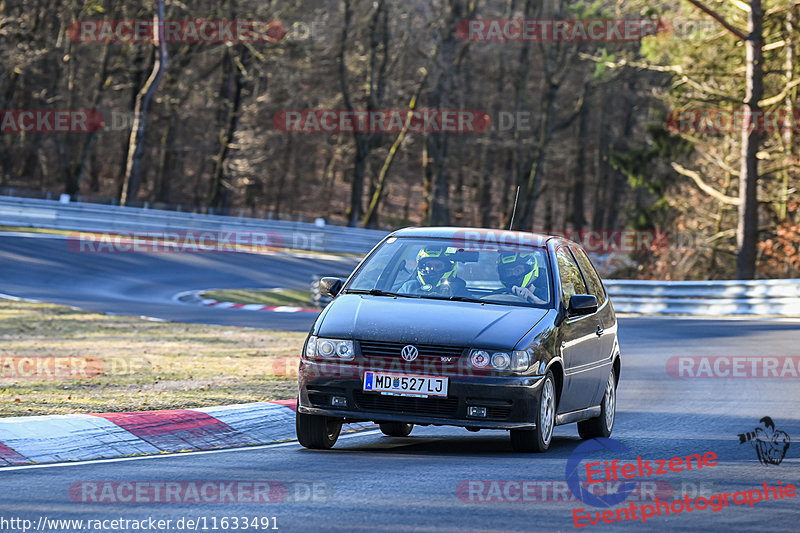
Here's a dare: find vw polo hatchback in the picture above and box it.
[296,227,620,452]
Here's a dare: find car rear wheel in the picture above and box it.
[379,422,414,437]
[296,412,342,449]
[577,370,616,439]
[510,370,555,453]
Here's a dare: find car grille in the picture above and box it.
[358,340,465,373]
[354,391,459,417]
[360,340,466,358]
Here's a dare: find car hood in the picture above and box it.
[315,294,549,349]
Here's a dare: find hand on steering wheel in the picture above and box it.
[511,285,545,305]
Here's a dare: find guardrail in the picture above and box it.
[604,279,800,316]
[310,276,800,316]
[0,195,387,254]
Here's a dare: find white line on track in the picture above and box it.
[0,232,68,239]
[0,430,382,472]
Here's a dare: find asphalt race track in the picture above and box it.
[1,232,799,532]
[0,233,357,331]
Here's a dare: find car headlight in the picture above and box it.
[468,348,533,372]
[491,352,511,370]
[305,336,317,358]
[470,350,490,368]
[305,336,355,361]
[511,349,533,372]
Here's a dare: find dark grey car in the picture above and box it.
[296,227,620,452]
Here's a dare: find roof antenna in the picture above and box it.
[507,186,520,230]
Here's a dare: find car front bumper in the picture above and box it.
[297,360,546,430]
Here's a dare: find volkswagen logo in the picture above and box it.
[401,345,419,362]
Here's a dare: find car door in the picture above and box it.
[553,245,601,413]
[570,245,616,406]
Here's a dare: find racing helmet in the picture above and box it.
[416,246,456,286]
[497,252,538,289]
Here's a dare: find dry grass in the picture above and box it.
[0,300,306,416]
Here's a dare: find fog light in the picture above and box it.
[331,396,347,407]
[468,406,487,418]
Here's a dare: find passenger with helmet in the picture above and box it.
[496,251,547,304]
[400,246,469,297]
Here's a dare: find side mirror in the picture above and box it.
[319,277,344,298]
[568,294,598,317]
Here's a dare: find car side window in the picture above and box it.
[555,246,588,308]
[570,246,606,306]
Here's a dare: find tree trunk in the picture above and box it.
[515,80,559,230]
[736,0,763,279]
[340,0,388,227]
[120,0,167,206]
[153,113,176,203]
[570,95,590,230]
[778,2,795,221]
[423,0,468,227]
[73,39,111,195]
[362,75,428,228]
[208,46,247,212]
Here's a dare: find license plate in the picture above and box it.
[362,371,448,398]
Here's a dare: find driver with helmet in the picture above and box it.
[400,246,469,297]
[496,251,547,304]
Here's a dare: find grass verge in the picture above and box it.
[0,300,305,416]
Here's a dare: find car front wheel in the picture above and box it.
[578,369,616,439]
[510,370,556,453]
[379,422,414,437]
[296,412,342,449]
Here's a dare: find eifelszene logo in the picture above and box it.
[738,417,791,465]
[566,438,638,507]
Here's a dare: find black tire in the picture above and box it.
[578,370,616,439]
[379,422,414,437]
[296,411,342,449]
[510,370,556,453]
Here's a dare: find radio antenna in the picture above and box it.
[507,186,520,230]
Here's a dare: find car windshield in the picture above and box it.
[345,237,552,308]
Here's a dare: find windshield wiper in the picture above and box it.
[415,294,485,304]
[344,289,417,298]
[446,295,486,304]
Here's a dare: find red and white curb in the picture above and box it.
[201,299,318,313]
[0,400,373,466]
[174,290,320,313]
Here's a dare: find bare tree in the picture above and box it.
[120,0,168,206]
[683,0,763,279]
[339,0,389,227]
